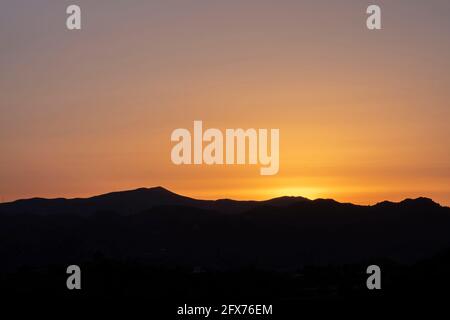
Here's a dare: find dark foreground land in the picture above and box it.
[1,187,450,307]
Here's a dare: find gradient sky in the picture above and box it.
[1,0,449,205]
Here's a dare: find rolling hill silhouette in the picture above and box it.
[1,187,450,299]
[0,187,449,268]
[0,186,309,216]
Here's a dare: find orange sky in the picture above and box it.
[0,1,449,205]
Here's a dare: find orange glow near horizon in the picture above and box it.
[0,1,449,206]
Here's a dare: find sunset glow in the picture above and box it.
[1,1,449,205]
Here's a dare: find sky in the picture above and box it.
[1,0,449,205]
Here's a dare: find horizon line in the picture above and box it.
[0,185,446,208]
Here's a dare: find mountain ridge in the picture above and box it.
[0,186,450,271]
[0,186,445,216]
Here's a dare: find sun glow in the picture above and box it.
[267,187,327,200]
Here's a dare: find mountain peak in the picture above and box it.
[400,197,440,208]
[375,197,441,209]
[138,186,172,193]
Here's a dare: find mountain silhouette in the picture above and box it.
[0,186,309,216]
[1,187,450,300]
[0,186,449,269]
